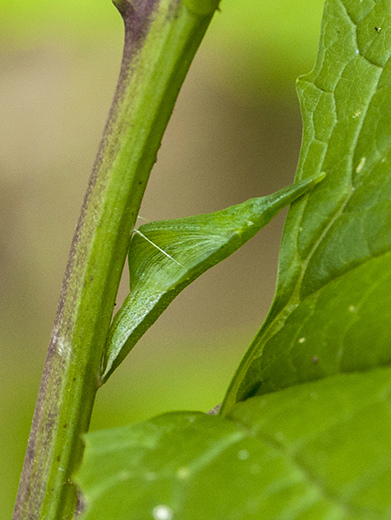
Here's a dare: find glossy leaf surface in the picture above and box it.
[222,0,391,411]
[77,367,391,519]
[102,175,323,381]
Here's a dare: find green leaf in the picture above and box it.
[76,367,391,519]
[221,0,391,411]
[101,174,324,381]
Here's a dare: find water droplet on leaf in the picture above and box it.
[153,505,173,520]
[237,449,250,460]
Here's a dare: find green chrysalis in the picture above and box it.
[101,173,325,382]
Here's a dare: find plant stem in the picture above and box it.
[13,1,220,518]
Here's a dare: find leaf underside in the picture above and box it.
[221,0,391,411]
[78,0,391,517]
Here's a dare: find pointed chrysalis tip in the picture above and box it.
[298,171,326,191]
[312,171,326,185]
[316,171,326,182]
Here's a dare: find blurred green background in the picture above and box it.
[0,0,323,516]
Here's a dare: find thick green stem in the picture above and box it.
[13,1,220,518]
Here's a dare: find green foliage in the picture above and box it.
[75,0,391,517]
[74,0,391,517]
[102,175,324,381]
[222,0,391,410]
[77,367,391,519]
